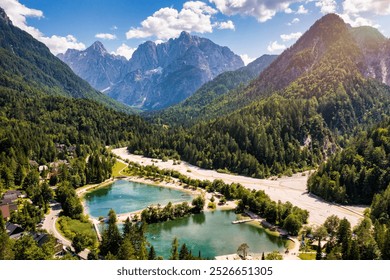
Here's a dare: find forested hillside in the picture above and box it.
[0,85,154,191]
[0,8,131,113]
[129,95,333,178]
[308,119,390,204]
[160,14,390,131]
[129,15,390,178]
[151,54,277,125]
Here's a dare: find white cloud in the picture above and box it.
[240,54,255,66]
[111,43,136,60]
[285,7,294,14]
[0,0,42,37]
[213,20,235,30]
[111,25,118,30]
[338,0,389,29]
[209,0,305,22]
[280,32,302,41]
[267,41,286,53]
[343,0,390,16]
[0,0,85,54]
[154,40,165,45]
[40,35,85,55]
[339,13,380,28]
[126,1,219,40]
[95,33,117,40]
[296,5,308,14]
[287,17,300,25]
[315,0,337,14]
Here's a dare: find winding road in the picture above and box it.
[42,201,72,247]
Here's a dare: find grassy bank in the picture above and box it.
[56,216,98,249]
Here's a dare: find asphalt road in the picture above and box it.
[42,201,72,247]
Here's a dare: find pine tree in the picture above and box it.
[316,239,322,260]
[170,237,179,260]
[0,211,14,259]
[148,245,156,260]
[100,209,122,258]
[117,238,136,260]
[179,243,190,260]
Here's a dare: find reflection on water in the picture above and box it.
[146,210,286,259]
[87,181,286,260]
[84,180,193,218]
[192,212,206,225]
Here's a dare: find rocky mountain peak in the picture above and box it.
[178,31,192,41]
[60,32,244,110]
[87,41,108,55]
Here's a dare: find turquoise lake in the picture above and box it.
[86,180,286,259]
[145,210,286,259]
[84,180,193,218]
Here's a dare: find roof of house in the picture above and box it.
[32,233,51,247]
[0,198,14,205]
[4,190,22,196]
[0,204,10,219]
[5,222,24,236]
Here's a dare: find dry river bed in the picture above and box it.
[112,148,366,227]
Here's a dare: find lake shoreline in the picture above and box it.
[111,147,366,227]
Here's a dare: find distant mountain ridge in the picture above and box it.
[150,54,277,125]
[58,42,127,93]
[180,14,390,126]
[59,32,244,110]
[0,7,130,113]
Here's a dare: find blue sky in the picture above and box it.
[1,0,390,64]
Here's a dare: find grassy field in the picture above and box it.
[57,216,98,248]
[298,252,316,260]
[112,160,128,177]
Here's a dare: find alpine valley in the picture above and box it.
[1,2,390,262]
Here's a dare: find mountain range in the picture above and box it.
[151,54,277,125]
[158,14,390,128]
[0,8,130,113]
[128,13,390,181]
[58,32,244,110]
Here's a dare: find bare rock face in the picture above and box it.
[58,41,128,93]
[352,26,390,86]
[58,32,244,110]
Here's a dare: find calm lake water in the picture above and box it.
[84,180,193,218]
[86,180,286,259]
[146,210,286,259]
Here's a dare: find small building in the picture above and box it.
[0,204,11,220]
[3,190,22,201]
[5,222,24,238]
[38,165,49,173]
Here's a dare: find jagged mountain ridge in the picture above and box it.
[184,14,390,124]
[0,7,130,113]
[59,31,244,110]
[57,41,128,92]
[150,54,278,125]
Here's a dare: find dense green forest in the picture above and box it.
[308,119,390,205]
[0,85,155,191]
[0,75,158,259]
[129,95,335,178]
